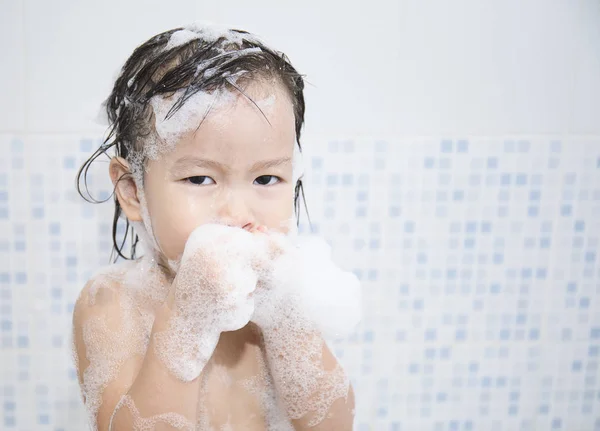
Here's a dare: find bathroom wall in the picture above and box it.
[1,0,599,429]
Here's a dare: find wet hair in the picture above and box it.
[76,25,309,262]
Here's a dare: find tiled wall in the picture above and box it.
[0,135,598,430]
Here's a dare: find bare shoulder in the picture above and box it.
[72,259,164,427]
[72,262,138,371]
[71,259,162,380]
[74,255,171,338]
[73,261,134,326]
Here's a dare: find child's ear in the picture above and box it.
[109,157,142,222]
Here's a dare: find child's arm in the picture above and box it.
[263,326,356,430]
[251,229,357,430]
[72,280,202,430]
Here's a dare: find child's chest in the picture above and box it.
[194,330,294,431]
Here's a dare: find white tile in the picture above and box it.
[0,1,26,131]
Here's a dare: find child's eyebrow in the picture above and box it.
[170,156,291,173]
[250,157,291,171]
[170,157,224,172]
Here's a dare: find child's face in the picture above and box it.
[141,81,297,262]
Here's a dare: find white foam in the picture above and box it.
[76,224,360,428]
[165,29,200,51]
[241,352,295,431]
[163,23,248,54]
[283,236,362,338]
[153,224,269,381]
[184,21,263,47]
[199,47,262,79]
[257,93,276,110]
[253,233,362,339]
[110,394,195,430]
[76,257,168,430]
[246,229,358,423]
[254,292,352,425]
[146,56,265,166]
[149,88,233,157]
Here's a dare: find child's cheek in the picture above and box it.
[258,196,295,234]
[155,195,211,261]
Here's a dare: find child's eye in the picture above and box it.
[254,175,281,186]
[185,176,215,185]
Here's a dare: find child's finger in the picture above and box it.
[257,228,292,263]
[248,224,267,234]
[248,225,277,273]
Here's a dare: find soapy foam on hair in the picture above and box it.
[127,44,262,185]
[184,21,263,47]
[200,47,261,78]
[148,54,267,161]
[164,29,200,51]
[256,93,276,111]
[163,22,264,54]
[149,88,236,158]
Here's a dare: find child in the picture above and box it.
[72,22,361,431]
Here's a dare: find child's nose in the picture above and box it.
[216,192,255,231]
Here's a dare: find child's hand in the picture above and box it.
[155,223,271,381]
[251,224,287,255]
[166,223,268,333]
[245,225,299,329]
[247,226,363,338]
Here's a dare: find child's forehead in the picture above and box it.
[170,122,295,162]
[160,93,295,164]
[148,79,295,164]
[171,132,294,158]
